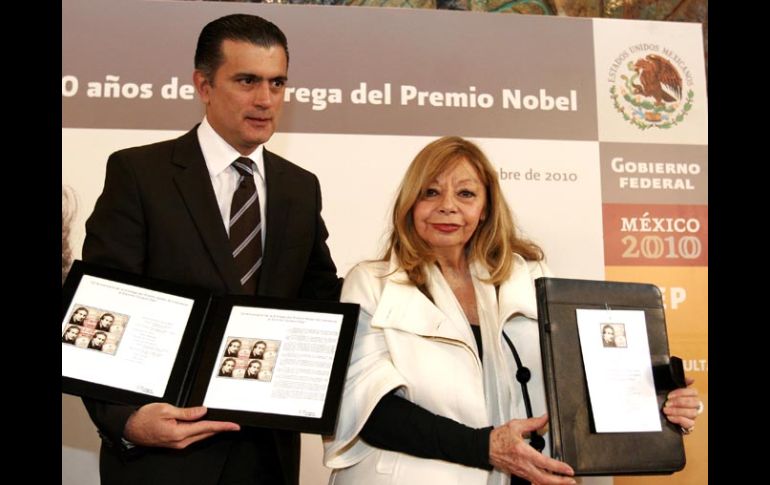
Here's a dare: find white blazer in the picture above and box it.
[323,254,551,485]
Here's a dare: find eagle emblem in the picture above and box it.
[632,55,682,106]
[609,51,694,130]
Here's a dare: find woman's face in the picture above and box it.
[412,159,486,258]
[602,327,615,343]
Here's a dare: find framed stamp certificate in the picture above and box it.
[535,277,686,475]
[62,260,358,434]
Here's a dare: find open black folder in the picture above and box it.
[61,260,359,435]
[535,277,686,475]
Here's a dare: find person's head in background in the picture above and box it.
[62,186,77,284]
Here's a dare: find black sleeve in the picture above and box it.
[360,391,493,470]
[83,150,147,275]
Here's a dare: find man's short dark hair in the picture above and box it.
[195,14,289,82]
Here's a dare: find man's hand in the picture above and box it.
[124,403,240,449]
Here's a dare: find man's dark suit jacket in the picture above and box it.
[82,127,342,485]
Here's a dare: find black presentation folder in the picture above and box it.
[535,277,686,475]
[61,260,358,435]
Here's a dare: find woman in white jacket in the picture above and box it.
[323,136,701,485]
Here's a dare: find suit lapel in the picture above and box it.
[171,128,242,293]
[257,150,292,294]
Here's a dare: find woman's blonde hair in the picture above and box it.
[384,136,542,286]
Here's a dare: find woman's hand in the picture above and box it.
[662,377,703,434]
[489,414,575,485]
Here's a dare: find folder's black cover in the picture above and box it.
[62,260,358,434]
[535,277,685,475]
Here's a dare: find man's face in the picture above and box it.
[99,315,114,329]
[93,333,106,347]
[221,360,235,375]
[72,309,87,323]
[65,327,80,341]
[228,341,241,354]
[248,362,261,375]
[254,342,266,355]
[195,39,288,155]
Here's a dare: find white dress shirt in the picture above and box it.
[197,117,267,249]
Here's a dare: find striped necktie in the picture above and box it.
[229,157,262,294]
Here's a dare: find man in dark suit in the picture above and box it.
[81,13,342,485]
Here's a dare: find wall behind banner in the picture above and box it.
[62,1,707,484]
